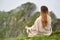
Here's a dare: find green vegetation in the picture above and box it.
[1,30,60,40]
[0,2,60,40]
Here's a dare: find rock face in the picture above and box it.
[0,2,36,38]
[0,2,60,38]
[50,11,57,26]
[52,19,60,31]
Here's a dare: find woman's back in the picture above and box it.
[26,15,52,37]
[37,15,52,35]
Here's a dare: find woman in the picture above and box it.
[25,6,52,37]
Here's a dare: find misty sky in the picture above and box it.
[0,0,60,18]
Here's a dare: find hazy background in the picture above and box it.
[0,0,60,18]
[0,0,60,39]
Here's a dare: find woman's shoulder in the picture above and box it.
[35,16,41,22]
[36,16,41,20]
[36,15,51,20]
[47,15,51,20]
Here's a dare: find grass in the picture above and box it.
[0,30,60,40]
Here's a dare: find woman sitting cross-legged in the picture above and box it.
[25,6,52,37]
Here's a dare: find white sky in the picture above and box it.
[0,0,60,18]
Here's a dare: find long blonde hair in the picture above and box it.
[40,6,48,28]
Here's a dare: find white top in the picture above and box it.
[26,15,52,37]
